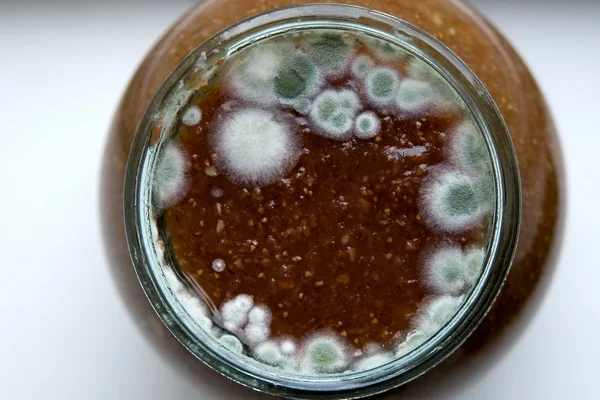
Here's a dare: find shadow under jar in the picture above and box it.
[100,1,564,399]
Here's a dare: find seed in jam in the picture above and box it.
[148,28,495,375]
[415,295,464,336]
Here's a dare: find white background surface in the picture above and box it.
[1,0,599,398]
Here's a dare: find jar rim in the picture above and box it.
[123,3,521,398]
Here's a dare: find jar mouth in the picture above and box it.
[123,3,521,398]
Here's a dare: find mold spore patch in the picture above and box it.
[351,54,375,78]
[354,111,381,139]
[424,246,486,294]
[213,109,301,185]
[365,67,400,105]
[182,105,202,126]
[415,295,464,336]
[310,89,360,140]
[220,294,254,331]
[451,121,491,172]
[151,28,496,376]
[396,79,434,112]
[353,352,394,371]
[307,31,355,77]
[301,334,351,373]
[152,143,189,209]
[421,170,486,233]
[227,43,289,105]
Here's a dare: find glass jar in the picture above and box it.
[100,1,563,398]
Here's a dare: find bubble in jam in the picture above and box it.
[148,28,495,375]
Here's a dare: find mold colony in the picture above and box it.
[150,30,495,374]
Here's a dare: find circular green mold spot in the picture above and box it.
[396,79,434,111]
[366,67,400,104]
[308,32,354,75]
[351,54,374,78]
[302,335,349,373]
[310,89,360,139]
[275,54,320,101]
[219,334,244,354]
[443,181,479,217]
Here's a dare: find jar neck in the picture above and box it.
[124,4,521,398]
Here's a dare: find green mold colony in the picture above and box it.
[307,32,354,76]
[301,335,350,373]
[355,111,381,139]
[396,79,434,111]
[310,89,360,139]
[275,53,321,103]
[422,171,487,232]
[152,143,189,209]
[366,67,400,104]
[425,246,485,295]
[351,54,375,78]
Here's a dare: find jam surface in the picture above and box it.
[152,29,494,371]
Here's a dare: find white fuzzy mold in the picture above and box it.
[426,246,468,295]
[354,111,381,139]
[353,352,394,371]
[366,67,400,105]
[408,57,464,107]
[425,246,486,295]
[366,37,405,61]
[294,98,312,115]
[219,334,244,353]
[396,79,434,112]
[351,54,374,78]
[310,89,360,140]
[228,44,286,105]
[152,143,189,209]
[395,331,428,357]
[175,290,213,331]
[451,121,492,174]
[214,109,300,185]
[254,341,285,365]
[244,323,271,345]
[301,334,350,373]
[280,338,298,356]
[248,305,272,326]
[464,247,486,287]
[244,304,273,345]
[421,171,485,233]
[181,105,202,126]
[220,294,254,331]
[416,296,464,336]
[308,32,354,77]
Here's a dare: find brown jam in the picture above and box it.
[156,30,492,352]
